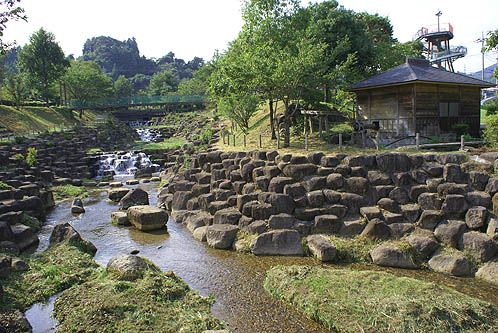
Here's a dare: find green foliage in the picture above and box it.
[18,28,69,104]
[3,72,28,107]
[329,122,353,133]
[452,123,470,137]
[0,181,13,190]
[63,60,114,102]
[25,147,37,167]
[51,184,88,201]
[133,137,187,152]
[264,266,498,333]
[197,128,213,144]
[53,269,224,332]
[12,152,24,161]
[114,75,133,97]
[218,93,260,133]
[147,69,179,96]
[484,114,498,148]
[0,0,27,52]
[482,100,498,115]
[329,235,378,263]
[0,242,98,311]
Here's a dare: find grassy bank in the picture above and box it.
[133,137,187,152]
[0,242,98,312]
[51,184,89,201]
[264,265,498,333]
[0,105,98,135]
[54,263,224,332]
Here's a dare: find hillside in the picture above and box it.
[468,63,497,84]
[0,105,98,136]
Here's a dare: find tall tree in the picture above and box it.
[63,60,114,102]
[218,93,260,134]
[147,69,179,96]
[4,71,27,107]
[18,28,68,104]
[114,75,133,98]
[0,0,27,52]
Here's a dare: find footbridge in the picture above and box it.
[66,95,207,121]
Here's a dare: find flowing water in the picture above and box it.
[26,177,498,333]
[96,152,160,177]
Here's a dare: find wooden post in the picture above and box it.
[243,134,246,147]
[233,134,236,147]
[339,133,343,150]
[375,131,380,150]
[259,134,262,148]
[305,133,309,151]
[222,128,226,144]
[277,131,280,149]
[227,134,230,146]
[318,116,323,137]
[361,131,366,148]
[416,133,420,150]
[460,135,464,151]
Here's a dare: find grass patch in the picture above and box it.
[0,105,98,135]
[329,235,379,263]
[51,185,88,201]
[53,266,224,332]
[138,124,174,130]
[133,137,187,151]
[86,147,103,154]
[0,242,99,311]
[0,181,13,190]
[264,265,498,333]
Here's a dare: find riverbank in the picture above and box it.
[264,265,498,332]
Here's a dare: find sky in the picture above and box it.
[4,0,498,74]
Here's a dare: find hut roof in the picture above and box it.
[350,58,494,91]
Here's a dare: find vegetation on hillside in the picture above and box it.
[264,266,498,333]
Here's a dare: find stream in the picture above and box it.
[25,177,498,333]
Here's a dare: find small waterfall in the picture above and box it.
[97,151,160,177]
[129,121,163,142]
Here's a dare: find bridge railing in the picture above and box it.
[66,95,206,109]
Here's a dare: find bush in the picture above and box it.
[452,123,469,137]
[483,100,498,116]
[330,122,353,133]
[25,147,37,167]
[484,114,498,148]
[0,181,13,190]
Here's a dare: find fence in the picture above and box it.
[66,95,206,110]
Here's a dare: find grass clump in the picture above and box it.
[0,181,13,190]
[133,137,187,151]
[51,184,88,201]
[329,235,379,263]
[54,267,224,332]
[264,265,498,333]
[0,242,99,311]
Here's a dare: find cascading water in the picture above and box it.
[97,152,160,177]
[129,121,163,142]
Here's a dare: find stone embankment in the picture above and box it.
[0,123,137,253]
[158,149,498,283]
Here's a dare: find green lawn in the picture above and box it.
[133,137,187,151]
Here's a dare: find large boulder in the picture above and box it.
[119,188,149,210]
[475,262,498,286]
[111,211,130,226]
[106,255,158,281]
[375,153,411,172]
[406,234,439,259]
[213,208,242,225]
[172,191,193,211]
[127,206,168,231]
[369,244,418,269]
[206,224,239,249]
[360,218,391,240]
[70,197,85,214]
[428,253,471,277]
[49,222,96,255]
[250,229,304,256]
[460,231,498,262]
[108,187,130,202]
[434,220,467,248]
[306,235,336,262]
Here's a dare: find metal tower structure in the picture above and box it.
[413,11,467,72]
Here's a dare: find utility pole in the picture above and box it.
[435,10,442,32]
[476,32,486,81]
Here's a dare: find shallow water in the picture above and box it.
[27,177,498,332]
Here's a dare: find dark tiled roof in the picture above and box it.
[351,58,494,90]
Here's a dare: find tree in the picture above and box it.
[218,93,260,134]
[63,60,114,102]
[486,29,498,78]
[147,69,179,96]
[4,71,27,107]
[114,75,133,98]
[18,28,68,104]
[0,0,27,52]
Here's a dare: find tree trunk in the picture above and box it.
[283,99,290,148]
[79,110,83,119]
[324,83,330,103]
[269,99,276,140]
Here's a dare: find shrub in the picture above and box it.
[14,136,25,144]
[25,147,38,167]
[330,122,353,133]
[452,123,469,137]
[484,114,498,148]
[0,181,13,190]
[483,100,498,116]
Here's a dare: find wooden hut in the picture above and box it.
[350,58,493,138]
